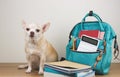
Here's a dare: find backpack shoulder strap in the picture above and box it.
[69,25,76,41]
[114,36,120,60]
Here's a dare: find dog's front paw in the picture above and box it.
[25,67,32,74]
[38,70,44,75]
[26,69,31,73]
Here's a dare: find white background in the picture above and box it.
[0,0,120,63]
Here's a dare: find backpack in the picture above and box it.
[66,11,119,74]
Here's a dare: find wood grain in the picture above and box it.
[0,63,119,77]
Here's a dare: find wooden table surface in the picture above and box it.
[0,63,119,77]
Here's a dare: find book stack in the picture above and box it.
[44,60,95,77]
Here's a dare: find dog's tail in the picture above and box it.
[18,64,28,69]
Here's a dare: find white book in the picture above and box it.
[44,72,70,77]
[77,70,95,77]
[44,70,95,77]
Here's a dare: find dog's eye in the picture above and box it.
[26,28,30,31]
[36,29,40,32]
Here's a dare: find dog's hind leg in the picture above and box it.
[18,64,28,69]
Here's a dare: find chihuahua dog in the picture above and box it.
[19,21,58,75]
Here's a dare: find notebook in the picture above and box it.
[45,60,91,73]
[79,30,104,39]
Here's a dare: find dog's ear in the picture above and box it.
[42,22,50,33]
[22,20,27,28]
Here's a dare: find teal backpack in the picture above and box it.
[66,11,119,74]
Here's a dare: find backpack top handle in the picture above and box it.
[81,11,104,31]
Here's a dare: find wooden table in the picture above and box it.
[0,63,119,77]
[96,63,120,77]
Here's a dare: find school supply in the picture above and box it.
[77,70,95,77]
[45,60,91,73]
[44,60,95,77]
[44,68,95,77]
[79,30,104,39]
[71,36,77,50]
[66,11,119,74]
[77,35,100,52]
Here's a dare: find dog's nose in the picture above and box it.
[30,31,34,35]
[30,31,34,37]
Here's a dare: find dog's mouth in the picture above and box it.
[30,34,34,38]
